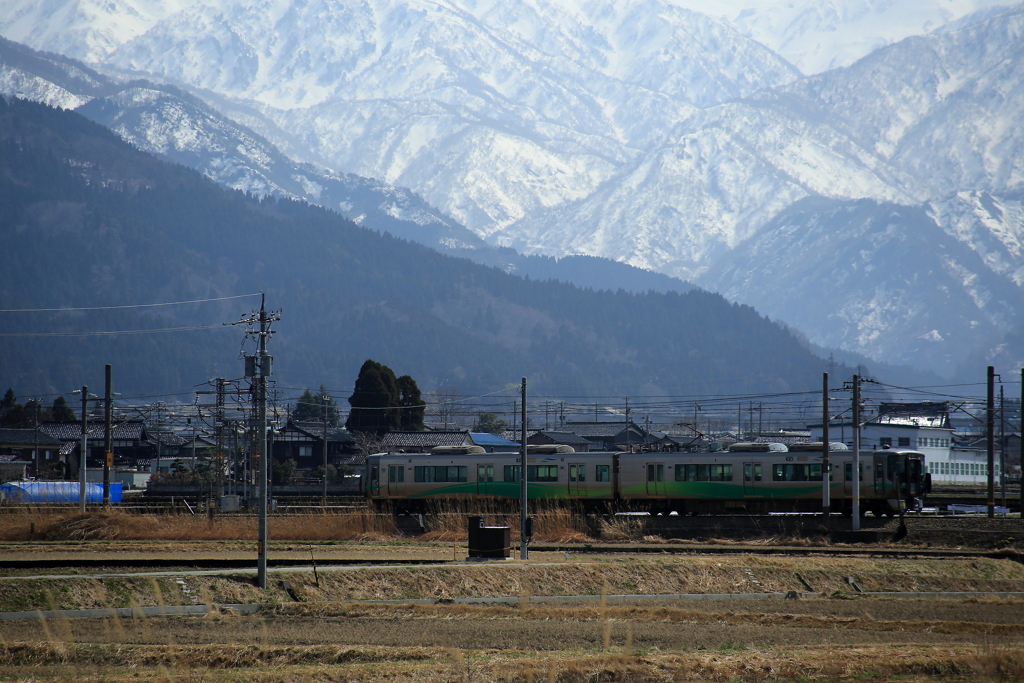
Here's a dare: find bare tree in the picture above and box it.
[426,385,461,429]
[349,431,383,464]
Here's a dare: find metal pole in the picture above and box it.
[1019,368,1023,518]
[852,374,860,530]
[519,377,528,560]
[80,386,88,512]
[987,365,995,518]
[323,391,329,508]
[33,401,39,480]
[822,373,830,516]
[1000,384,1006,507]
[103,364,112,506]
[257,296,270,589]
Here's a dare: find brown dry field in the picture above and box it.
[2,509,1024,681]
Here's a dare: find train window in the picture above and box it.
[771,463,824,481]
[647,464,664,482]
[528,465,558,482]
[577,465,585,482]
[886,455,906,481]
[844,463,865,481]
[596,465,610,482]
[388,465,404,483]
[506,465,559,482]
[414,466,468,482]
[677,464,733,481]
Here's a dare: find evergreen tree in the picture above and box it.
[397,375,426,431]
[0,389,26,427]
[293,385,341,425]
[346,360,402,433]
[293,388,319,421]
[50,396,77,423]
[474,413,508,435]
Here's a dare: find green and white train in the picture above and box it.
[365,443,930,516]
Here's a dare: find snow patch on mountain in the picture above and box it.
[671,0,1011,75]
[0,66,91,108]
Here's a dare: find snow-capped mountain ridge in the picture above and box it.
[2,0,1023,378]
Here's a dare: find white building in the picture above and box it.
[810,402,998,484]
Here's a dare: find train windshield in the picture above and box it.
[887,453,924,484]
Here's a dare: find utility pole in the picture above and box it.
[32,400,39,480]
[852,374,861,530]
[1019,368,1023,518]
[216,378,225,497]
[822,373,830,517]
[519,377,528,560]
[103,364,112,506]
[234,294,280,590]
[987,366,996,518]
[323,389,330,508]
[80,386,88,512]
[1000,384,1006,507]
[624,397,631,453]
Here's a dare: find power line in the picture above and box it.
[0,293,261,313]
[0,324,229,337]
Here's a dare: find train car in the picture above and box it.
[365,445,929,517]
[365,446,616,514]
[617,446,928,515]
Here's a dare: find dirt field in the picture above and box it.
[2,509,1024,682]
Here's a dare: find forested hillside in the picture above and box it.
[0,97,835,398]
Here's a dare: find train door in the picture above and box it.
[645,461,665,496]
[369,463,380,497]
[844,462,864,498]
[387,462,406,496]
[873,456,885,497]
[743,462,762,497]
[568,462,587,497]
[477,463,495,495]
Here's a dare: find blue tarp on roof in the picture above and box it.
[470,432,521,447]
[0,482,122,503]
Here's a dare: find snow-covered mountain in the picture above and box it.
[673,0,1011,75]
[700,197,1023,375]
[0,35,482,250]
[11,0,799,238]
[2,0,1023,378]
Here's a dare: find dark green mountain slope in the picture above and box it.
[0,97,830,398]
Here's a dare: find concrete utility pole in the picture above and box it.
[231,294,281,590]
[80,386,88,512]
[1000,384,1006,507]
[852,374,861,530]
[103,364,112,506]
[520,377,528,560]
[323,389,330,508]
[987,366,996,518]
[822,373,830,517]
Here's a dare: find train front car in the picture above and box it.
[880,448,930,515]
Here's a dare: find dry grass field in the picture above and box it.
[1,508,1023,682]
